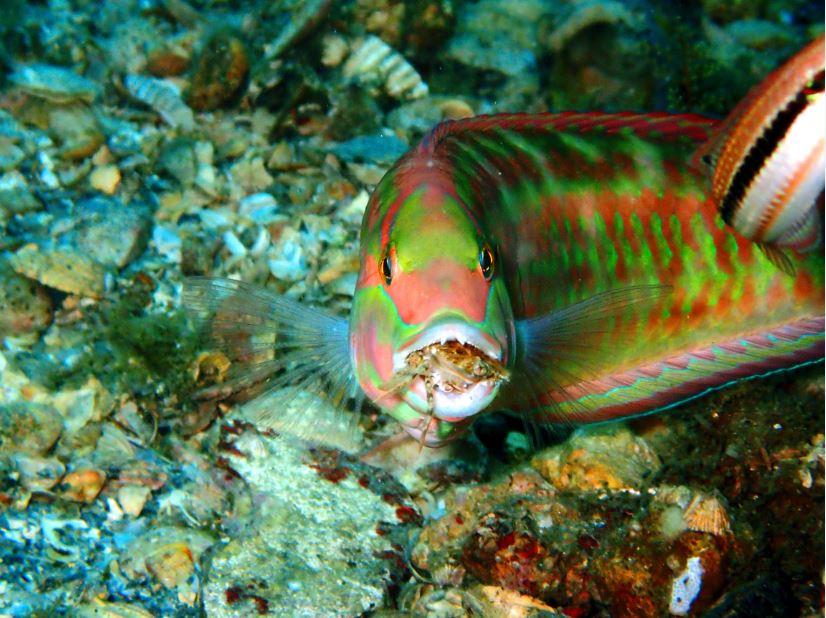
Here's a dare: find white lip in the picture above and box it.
[392,322,502,372]
[392,322,503,420]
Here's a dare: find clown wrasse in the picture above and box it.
[185,39,825,447]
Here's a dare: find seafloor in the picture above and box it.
[0,1,823,616]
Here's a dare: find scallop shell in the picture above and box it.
[343,36,429,100]
[124,75,195,131]
[683,493,731,536]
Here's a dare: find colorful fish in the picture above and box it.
[694,35,825,263]
[185,38,825,448]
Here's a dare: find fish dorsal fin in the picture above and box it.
[182,277,364,453]
[757,242,796,276]
[422,111,718,156]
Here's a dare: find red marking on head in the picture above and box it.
[387,257,489,324]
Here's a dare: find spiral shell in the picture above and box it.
[343,36,429,100]
[124,75,194,131]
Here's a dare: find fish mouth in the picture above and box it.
[391,322,507,420]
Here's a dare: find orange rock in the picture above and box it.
[61,468,106,502]
[147,50,190,77]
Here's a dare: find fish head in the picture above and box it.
[350,168,514,444]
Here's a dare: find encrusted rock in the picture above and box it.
[0,402,63,456]
[532,425,661,492]
[0,263,53,336]
[201,430,398,616]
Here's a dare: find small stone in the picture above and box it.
[90,164,121,194]
[0,139,25,171]
[60,468,106,502]
[64,196,151,269]
[0,263,53,336]
[117,485,152,517]
[12,454,66,491]
[48,104,104,160]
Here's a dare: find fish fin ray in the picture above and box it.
[757,242,796,275]
[182,277,363,452]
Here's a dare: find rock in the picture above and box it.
[187,31,249,111]
[329,133,409,165]
[9,243,106,298]
[64,196,151,269]
[531,425,661,492]
[0,402,63,456]
[47,104,104,160]
[0,262,53,336]
[725,19,795,50]
[201,430,399,616]
[59,467,107,502]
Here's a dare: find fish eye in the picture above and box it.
[479,244,495,280]
[380,254,393,285]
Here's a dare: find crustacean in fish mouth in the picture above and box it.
[381,340,510,443]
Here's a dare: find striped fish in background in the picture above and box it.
[185,38,825,447]
[694,36,825,258]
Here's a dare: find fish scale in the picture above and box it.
[385,111,824,422]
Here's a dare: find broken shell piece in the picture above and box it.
[343,36,429,100]
[73,599,156,618]
[9,63,102,103]
[192,350,231,387]
[117,485,152,518]
[654,486,732,537]
[124,74,195,131]
[122,526,214,590]
[683,493,731,536]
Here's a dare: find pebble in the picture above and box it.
[9,243,106,298]
[0,140,25,171]
[89,164,122,194]
[12,454,66,491]
[59,468,107,503]
[0,264,53,336]
[64,196,151,269]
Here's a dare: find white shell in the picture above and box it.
[343,36,429,100]
[124,75,195,131]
